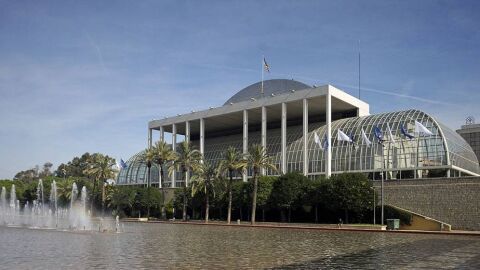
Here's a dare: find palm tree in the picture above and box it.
[169,141,202,221]
[83,154,117,214]
[191,161,217,223]
[151,141,176,219]
[141,147,156,187]
[247,144,277,225]
[218,147,247,224]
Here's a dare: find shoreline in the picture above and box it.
[122,218,480,237]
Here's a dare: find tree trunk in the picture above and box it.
[205,191,209,223]
[315,204,318,223]
[182,170,187,221]
[239,207,242,221]
[147,166,151,187]
[262,208,265,222]
[251,171,258,225]
[227,171,233,224]
[90,178,98,215]
[345,209,349,224]
[160,166,166,220]
[288,208,291,223]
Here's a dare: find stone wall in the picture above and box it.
[373,177,480,230]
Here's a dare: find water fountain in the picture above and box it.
[0,180,120,232]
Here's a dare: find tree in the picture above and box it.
[250,176,276,222]
[191,161,217,223]
[151,141,176,219]
[169,141,201,221]
[138,187,163,218]
[217,147,247,224]
[107,186,137,217]
[140,147,156,187]
[83,154,117,214]
[55,153,97,178]
[305,176,328,223]
[328,173,374,223]
[270,172,308,222]
[247,144,277,224]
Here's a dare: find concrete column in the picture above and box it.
[303,99,309,176]
[185,121,190,186]
[281,102,287,174]
[148,128,152,148]
[200,118,205,157]
[171,123,177,188]
[159,126,164,142]
[185,121,190,143]
[243,110,248,182]
[261,106,267,175]
[326,89,332,178]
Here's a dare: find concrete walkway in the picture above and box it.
[122,218,480,236]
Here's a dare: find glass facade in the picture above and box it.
[118,109,479,185]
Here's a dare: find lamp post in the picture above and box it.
[371,186,376,225]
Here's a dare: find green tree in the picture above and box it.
[140,147,156,187]
[305,176,329,223]
[248,175,276,222]
[83,154,117,214]
[270,172,307,222]
[138,187,163,218]
[107,186,136,217]
[217,146,247,224]
[191,161,217,223]
[328,173,374,223]
[247,144,277,224]
[151,141,176,219]
[169,141,201,221]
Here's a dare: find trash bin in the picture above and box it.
[386,219,400,230]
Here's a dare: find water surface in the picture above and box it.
[0,223,479,269]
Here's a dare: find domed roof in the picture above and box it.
[224,79,311,105]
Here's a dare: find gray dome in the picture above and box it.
[224,79,311,105]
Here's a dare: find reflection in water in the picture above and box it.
[0,223,479,269]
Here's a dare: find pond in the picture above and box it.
[0,222,479,269]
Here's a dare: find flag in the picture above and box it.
[314,132,321,147]
[373,126,384,144]
[322,134,329,151]
[263,57,270,73]
[361,128,372,147]
[386,123,396,144]
[401,124,415,139]
[414,121,433,136]
[337,129,353,142]
[120,159,128,169]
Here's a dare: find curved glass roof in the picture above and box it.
[119,109,479,185]
[224,79,311,105]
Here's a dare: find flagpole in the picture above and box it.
[261,55,264,95]
[358,40,361,100]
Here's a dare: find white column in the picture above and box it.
[261,106,267,175]
[185,121,190,187]
[200,118,205,157]
[148,128,152,148]
[243,110,249,182]
[159,126,164,142]
[171,123,177,188]
[185,121,190,143]
[303,99,309,176]
[326,89,332,178]
[281,103,287,174]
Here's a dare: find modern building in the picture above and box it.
[117,79,480,186]
[457,121,480,163]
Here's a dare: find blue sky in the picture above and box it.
[0,0,479,178]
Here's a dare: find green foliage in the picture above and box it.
[327,173,375,222]
[270,172,307,210]
[137,187,163,217]
[383,205,413,226]
[251,176,276,209]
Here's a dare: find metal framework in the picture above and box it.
[117,109,479,186]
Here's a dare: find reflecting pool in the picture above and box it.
[0,222,479,269]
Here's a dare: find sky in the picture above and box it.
[0,0,479,179]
